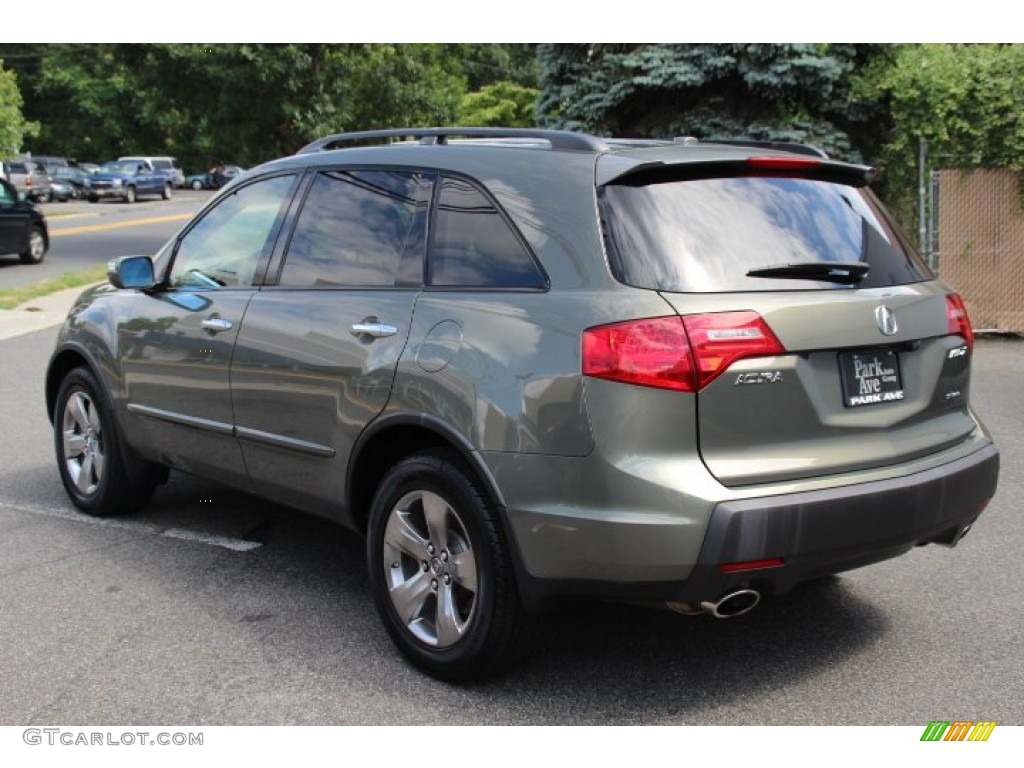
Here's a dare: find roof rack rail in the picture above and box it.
[698,138,829,159]
[604,138,675,148]
[297,127,608,155]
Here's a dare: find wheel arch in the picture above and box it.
[346,413,508,536]
[46,345,101,424]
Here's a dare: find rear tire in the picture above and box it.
[54,367,161,516]
[367,449,539,681]
[191,179,204,190]
[19,226,46,264]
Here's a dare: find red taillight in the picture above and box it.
[746,156,821,171]
[946,293,974,351]
[682,311,785,390]
[582,311,785,392]
[582,316,695,391]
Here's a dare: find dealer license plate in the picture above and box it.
[839,348,905,408]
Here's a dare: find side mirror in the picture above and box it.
[108,256,156,290]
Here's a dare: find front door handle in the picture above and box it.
[201,317,233,333]
[351,321,398,339]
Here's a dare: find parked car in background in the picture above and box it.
[49,166,93,196]
[86,160,173,203]
[48,178,78,202]
[77,163,100,175]
[185,164,245,190]
[0,177,48,263]
[5,159,52,203]
[119,156,185,188]
[33,155,69,170]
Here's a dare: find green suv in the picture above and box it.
[45,128,999,680]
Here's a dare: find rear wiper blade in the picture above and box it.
[746,261,869,285]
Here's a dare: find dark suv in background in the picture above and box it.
[46,128,998,680]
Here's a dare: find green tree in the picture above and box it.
[536,44,888,162]
[6,44,467,171]
[854,43,1024,214]
[450,44,540,91]
[0,58,38,157]
[458,81,539,127]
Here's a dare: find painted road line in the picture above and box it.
[50,213,193,238]
[2,499,263,552]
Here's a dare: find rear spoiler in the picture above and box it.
[598,155,876,188]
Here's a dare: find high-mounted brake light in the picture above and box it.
[946,293,974,352]
[582,311,785,393]
[746,156,822,171]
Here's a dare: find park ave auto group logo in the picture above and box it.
[921,720,997,741]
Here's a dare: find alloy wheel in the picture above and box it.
[61,390,105,496]
[382,489,478,648]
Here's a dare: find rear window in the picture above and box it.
[599,176,931,292]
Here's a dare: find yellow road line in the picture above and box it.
[51,214,193,238]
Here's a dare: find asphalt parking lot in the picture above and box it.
[0,323,1020,725]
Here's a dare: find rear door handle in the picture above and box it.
[201,317,233,333]
[350,321,398,339]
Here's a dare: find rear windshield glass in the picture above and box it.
[599,176,931,292]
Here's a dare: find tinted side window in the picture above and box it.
[279,170,431,288]
[428,177,546,289]
[169,174,295,290]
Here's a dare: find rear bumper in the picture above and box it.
[512,442,999,609]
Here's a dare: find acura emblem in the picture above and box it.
[875,306,898,336]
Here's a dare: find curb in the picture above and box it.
[0,283,101,342]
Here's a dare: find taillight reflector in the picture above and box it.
[582,311,785,392]
[717,557,785,574]
[946,293,974,351]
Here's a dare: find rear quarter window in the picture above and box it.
[428,177,546,289]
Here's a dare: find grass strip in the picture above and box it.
[0,265,106,310]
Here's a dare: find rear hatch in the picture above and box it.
[597,152,978,487]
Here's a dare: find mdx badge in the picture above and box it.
[875,305,898,336]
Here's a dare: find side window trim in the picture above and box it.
[161,171,300,291]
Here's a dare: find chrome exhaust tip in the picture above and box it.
[699,588,761,619]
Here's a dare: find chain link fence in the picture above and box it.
[930,168,1024,334]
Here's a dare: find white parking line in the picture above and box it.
[2,499,263,552]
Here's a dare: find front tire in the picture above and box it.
[162,182,172,200]
[124,185,136,204]
[191,179,204,190]
[54,367,160,516]
[19,226,46,264]
[367,450,538,681]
